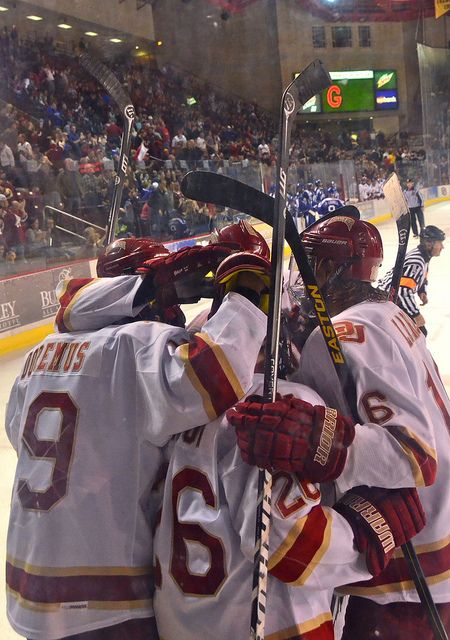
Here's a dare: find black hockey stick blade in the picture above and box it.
[181,170,359,244]
[79,53,132,112]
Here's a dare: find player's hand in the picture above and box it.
[137,244,232,307]
[284,303,316,352]
[414,313,426,327]
[215,252,271,312]
[226,394,355,482]
[419,293,428,306]
[334,486,426,576]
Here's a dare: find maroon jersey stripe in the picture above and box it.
[389,425,437,486]
[6,561,153,604]
[188,334,240,417]
[55,278,94,333]
[269,508,329,584]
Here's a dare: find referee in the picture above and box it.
[378,225,445,335]
[404,178,425,238]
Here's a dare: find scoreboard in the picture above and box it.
[299,69,399,114]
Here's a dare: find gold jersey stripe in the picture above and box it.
[7,587,152,612]
[6,556,151,577]
[177,343,216,420]
[266,611,333,639]
[195,331,244,401]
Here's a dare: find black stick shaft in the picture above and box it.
[106,108,135,245]
[251,59,332,640]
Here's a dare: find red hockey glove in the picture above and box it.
[215,251,271,312]
[334,486,426,576]
[227,394,355,482]
[137,244,232,307]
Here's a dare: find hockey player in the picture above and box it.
[313,179,325,205]
[5,239,270,640]
[151,250,425,640]
[228,214,450,638]
[315,195,345,218]
[327,180,340,199]
[378,225,445,336]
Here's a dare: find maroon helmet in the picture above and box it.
[96,237,170,277]
[301,215,383,282]
[210,220,270,260]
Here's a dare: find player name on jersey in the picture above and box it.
[20,340,91,379]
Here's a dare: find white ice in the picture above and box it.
[0,201,448,639]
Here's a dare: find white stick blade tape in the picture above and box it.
[383,172,409,220]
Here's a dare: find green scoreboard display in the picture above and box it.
[300,70,399,114]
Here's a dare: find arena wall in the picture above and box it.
[19,0,155,40]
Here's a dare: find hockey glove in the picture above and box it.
[136,244,232,308]
[227,394,355,482]
[334,486,426,576]
[214,251,271,312]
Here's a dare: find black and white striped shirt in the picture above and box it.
[378,246,429,318]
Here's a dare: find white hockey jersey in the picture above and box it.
[295,300,450,604]
[153,374,374,640]
[6,290,266,640]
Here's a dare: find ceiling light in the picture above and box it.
[58,23,72,29]
[85,31,98,37]
[27,15,43,21]
[156,40,163,46]
[110,38,122,43]
[135,45,139,49]
[0,6,9,12]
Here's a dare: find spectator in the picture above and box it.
[77,226,103,258]
[3,198,25,261]
[0,140,15,179]
[17,133,33,167]
[171,127,187,156]
[358,175,372,201]
[25,217,47,257]
[56,158,84,216]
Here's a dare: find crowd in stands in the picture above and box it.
[0,28,440,275]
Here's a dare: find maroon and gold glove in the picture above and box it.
[226,394,355,482]
[214,251,271,312]
[136,244,232,308]
[334,486,426,576]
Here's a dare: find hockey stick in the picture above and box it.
[180,170,360,245]
[383,174,448,640]
[79,53,135,245]
[382,172,411,303]
[251,59,332,640]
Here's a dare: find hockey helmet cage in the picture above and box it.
[96,237,170,277]
[210,220,270,260]
[301,215,383,282]
[420,225,445,243]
